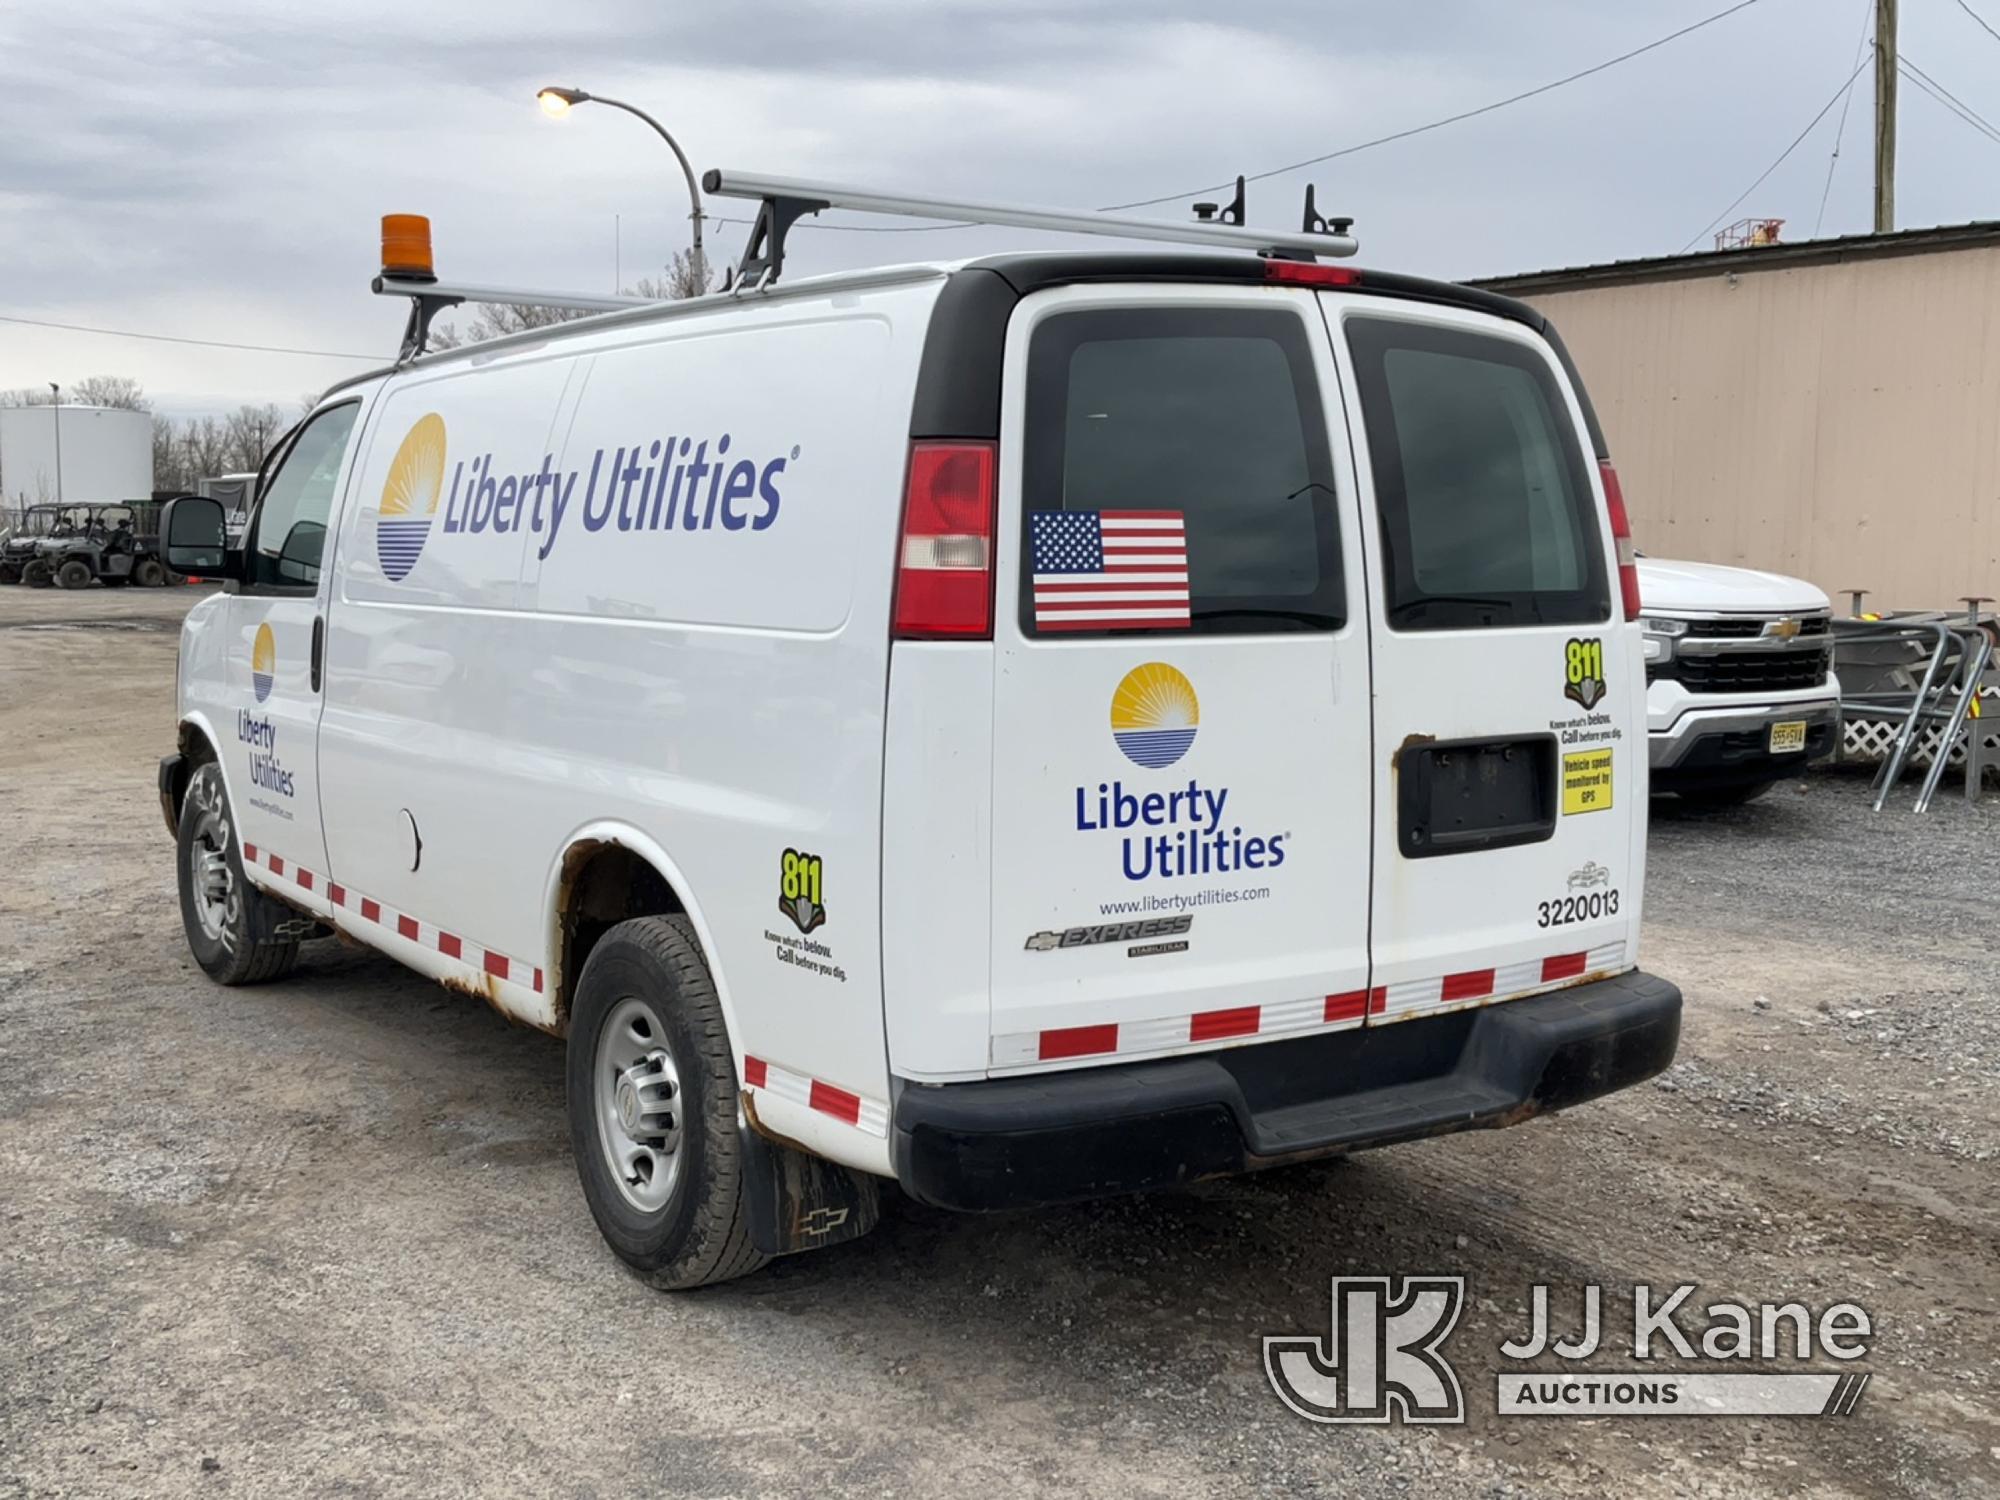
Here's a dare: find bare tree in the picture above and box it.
[67,375,149,411]
[224,403,289,474]
[180,417,233,483]
[152,417,190,492]
[0,387,53,407]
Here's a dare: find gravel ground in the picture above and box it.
[2,584,1996,1499]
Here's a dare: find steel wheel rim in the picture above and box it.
[185,775,240,950]
[594,995,684,1214]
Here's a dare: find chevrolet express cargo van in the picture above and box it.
[157,244,1681,1287]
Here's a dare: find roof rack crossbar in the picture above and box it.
[372,275,655,361]
[701,168,1358,286]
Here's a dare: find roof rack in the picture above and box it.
[368,171,1358,358]
[702,168,1358,287]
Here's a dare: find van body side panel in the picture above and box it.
[880,644,995,1081]
[1326,295,1642,1020]
[319,349,581,1026]
[494,286,939,1160]
[984,284,1376,1075]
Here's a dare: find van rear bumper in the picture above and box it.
[891,970,1680,1212]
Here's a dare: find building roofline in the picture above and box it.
[1469,219,2000,296]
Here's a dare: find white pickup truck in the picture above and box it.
[1638,557,1841,804]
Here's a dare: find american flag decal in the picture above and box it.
[1029,510,1190,632]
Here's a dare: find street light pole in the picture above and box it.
[47,382,61,506]
[538,87,706,290]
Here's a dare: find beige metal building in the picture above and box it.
[1477,223,2000,612]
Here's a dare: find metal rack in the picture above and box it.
[1834,606,1997,811]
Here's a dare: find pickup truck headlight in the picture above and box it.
[1640,616,1687,665]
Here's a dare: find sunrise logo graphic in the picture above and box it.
[376,412,447,581]
[252,622,275,703]
[1110,662,1199,769]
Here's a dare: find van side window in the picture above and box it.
[1020,307,1343,636]
[1345,317,1608,631]
[245,402,361,591]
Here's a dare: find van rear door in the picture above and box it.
[1328,300,1641,1024]
[985,285,1374,1073]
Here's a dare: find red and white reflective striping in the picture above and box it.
[240,843,544,994]
[743,1055,889,1138]
[1372,942,1626,1022]
[990,941,1629,1070]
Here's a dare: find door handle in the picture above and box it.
[310,615,323,693]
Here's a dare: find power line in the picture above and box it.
[0,312,381,361]
[1679,55,1874,253]
[1814,0,1875,237]
[1898,58,2000,144]
[716,0,1772,235]
[1951,0,2000,47]
[1900,54,2000,141]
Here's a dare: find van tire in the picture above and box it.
[176,761,302,985]
[566,915,769,1290]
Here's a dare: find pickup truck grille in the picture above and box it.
[1669,649,1832,694]
[1651,612,1833,695]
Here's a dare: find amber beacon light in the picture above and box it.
[380,214,436,282]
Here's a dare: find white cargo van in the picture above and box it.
[157,184,1680,1287]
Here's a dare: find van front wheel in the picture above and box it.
[566,915,768,1289]
[176,761,301,984]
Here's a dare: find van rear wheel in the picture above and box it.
[565,915,768,1289]
[176,761,302,985]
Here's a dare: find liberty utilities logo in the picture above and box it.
[1265,1277,1466,1424]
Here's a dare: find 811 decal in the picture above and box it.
[1563,636,1607,710]
[778,848,826,934]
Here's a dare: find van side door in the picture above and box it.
[218,399,368,911]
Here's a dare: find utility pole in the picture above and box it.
[1875,0,1897,234]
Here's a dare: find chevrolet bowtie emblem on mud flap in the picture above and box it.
[1265,1276,1466,1424]
[794,1206,850,1237]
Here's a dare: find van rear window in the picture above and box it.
[1019,307,1343,636]
[1345,317,1609,631]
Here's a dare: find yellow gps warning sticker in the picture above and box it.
[1562,748,1614,815]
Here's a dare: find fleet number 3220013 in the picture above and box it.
[1538,889,1621,928]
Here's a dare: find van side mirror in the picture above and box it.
[160,495,239,579]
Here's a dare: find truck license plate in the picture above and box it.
[1769,720,1808,753]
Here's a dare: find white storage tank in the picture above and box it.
[0,405,152,507]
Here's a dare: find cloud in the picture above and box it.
[1,0,1990,411]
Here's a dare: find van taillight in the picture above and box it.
[893,441,997,639]
[1599,459,1642,621]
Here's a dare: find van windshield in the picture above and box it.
[1019,306,1344,636]
[1345,317,1609,631]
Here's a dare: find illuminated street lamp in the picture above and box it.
[536,86,706,288]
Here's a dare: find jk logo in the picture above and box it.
[1264,1276,1466,1425]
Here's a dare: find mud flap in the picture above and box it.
[738,1099,881,1257]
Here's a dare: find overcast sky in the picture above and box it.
[3,0,1996,417]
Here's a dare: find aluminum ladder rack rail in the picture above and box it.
[700,168,1359,286]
